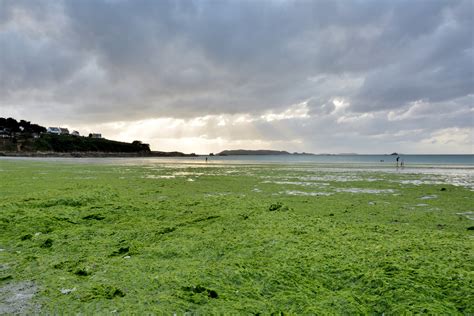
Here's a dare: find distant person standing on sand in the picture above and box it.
[205,157,208,163]
[396,156,400,167]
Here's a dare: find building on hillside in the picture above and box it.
[47,127,61,135]
[71,130,80,136]
[59,128,69,135]
[0,128,11,138]
[89,133,102,139]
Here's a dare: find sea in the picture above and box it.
[1,154,473,167]
[200,154,474,166]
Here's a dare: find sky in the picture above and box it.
[0,0,473,154]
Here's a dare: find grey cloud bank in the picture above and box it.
[0,0,472,153]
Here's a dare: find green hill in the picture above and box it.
[36,134,147,152]
[0,134,150,153]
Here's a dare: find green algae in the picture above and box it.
[0,160,473,314]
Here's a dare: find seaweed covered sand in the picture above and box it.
[0,160,473,314]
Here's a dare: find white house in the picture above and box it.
[71,130,80,136]
[47,127,61,135]
[59,128,69,135]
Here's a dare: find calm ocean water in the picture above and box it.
[1,154,473,167]
[206,154,474,166]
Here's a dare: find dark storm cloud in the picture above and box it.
[0,0,81,94]
[0,0,472,152]
[353,3,474,112]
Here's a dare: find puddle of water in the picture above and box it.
[456,212,474,220]
[173,171,204,176]
[262,180,329,187]
[419,195,437,200]
[335,188,396,194]
[280,190,332,196]
[204,193,231,197]
[299,175,364,182]
[144,175,175,179]
[395,174,473,190]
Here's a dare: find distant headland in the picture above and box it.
[216,149,315,156]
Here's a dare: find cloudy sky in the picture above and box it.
[1,0,473,154]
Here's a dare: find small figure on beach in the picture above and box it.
[205,157,208,163]
[396,156,400,167]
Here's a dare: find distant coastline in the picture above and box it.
[216,149,315,156]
